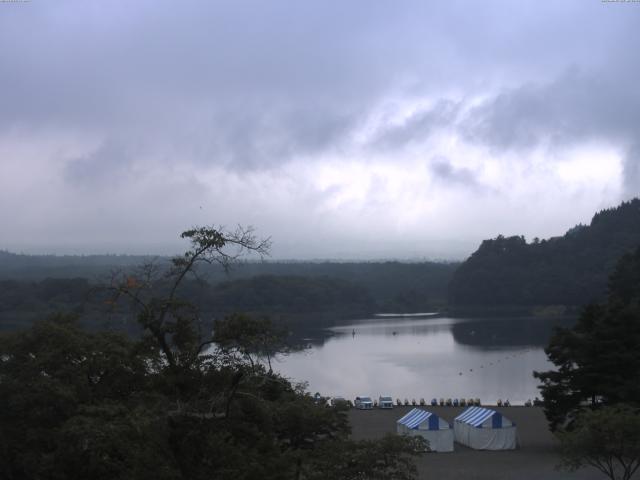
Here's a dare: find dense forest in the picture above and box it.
[0,228,423,479]
[2,198,640,328]
[0,258,457,333]
[449,198,640,312]
[0,252,456,309]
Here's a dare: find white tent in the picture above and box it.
[453,406,517,450]
[396,408,454,452]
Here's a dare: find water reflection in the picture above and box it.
[451,317,574,348]
[275,316,574,404]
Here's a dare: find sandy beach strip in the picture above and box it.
[348,406,605,480]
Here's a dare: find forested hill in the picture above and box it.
[0,254,458,331]
[448,198,640,310]
[0,251,153,279]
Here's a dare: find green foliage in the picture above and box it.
[558,405,640,480]
[205,275,375,317]
[213,313,289,372]
[449,198,640,309]
[0,317,420,479]
[0,266,455,333]
[0,278,90,313]
[307,435,425,480]
[0,226,422,480]
[0,250,457,330]
[534,247,640,430]
[0,315,165,479]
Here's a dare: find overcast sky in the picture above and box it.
[1,0,639,260]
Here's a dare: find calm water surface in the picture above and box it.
[274,315,573,405]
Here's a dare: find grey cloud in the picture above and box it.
[460,68,640,196]
[2,0,640,257]
[2,0,631,171]
[372,100,461,150]
[624,144,640,196]
[429,156,487,192]
[461,69,639,149]
[200,106,357,170]
[64,141,132,188]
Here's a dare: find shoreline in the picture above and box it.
[348,406,602,479]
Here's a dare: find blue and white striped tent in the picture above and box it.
[396,408,453,452]
[454,407,517,450]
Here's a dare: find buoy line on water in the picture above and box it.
[456,347,534,377]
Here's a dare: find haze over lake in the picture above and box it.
[275,316,573,405]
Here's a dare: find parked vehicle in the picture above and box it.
[378,396,394,409]
[354,396,373,409]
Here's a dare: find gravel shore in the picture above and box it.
[348,406,605,480]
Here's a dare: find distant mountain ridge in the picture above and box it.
[448,198,640,311]
[0,250,458,330]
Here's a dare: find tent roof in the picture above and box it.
[455,406,506,427]
[397,408,435,429]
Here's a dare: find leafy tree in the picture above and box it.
[206,274,375,317]
[213,313,288,373]
[534,246,640,430]
[449,198,640,310]
[308,435,426,480]
[558,405,640,480]
[106,225,271,371]
[0,226,422,480]
[0,314,169,479]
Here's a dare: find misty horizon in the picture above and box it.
[1,196,620,262]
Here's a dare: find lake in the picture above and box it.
[273,315,574,405]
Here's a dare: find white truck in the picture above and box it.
[354,396,373,409]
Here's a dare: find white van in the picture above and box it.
[379,396,394,409]
[354,396,373,409]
